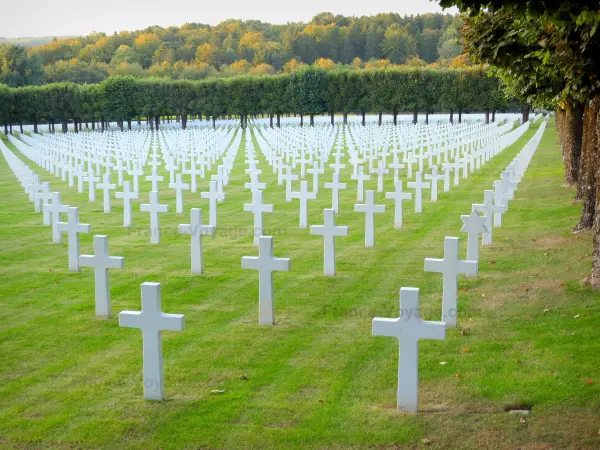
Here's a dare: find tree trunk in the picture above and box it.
[9,124,12,135]
[574,97,600,231]
[101,117,105,132]
[393,112,397,126]
[521,107,530,124]
[413,110,418,124]
[33,121,38,134]
[492,110,496,122]
[485,109,490,124]
[269,114,273,128]
[154,116,160,131]
[362,112,366,126]
[343,112,348,125]
[310,114,314,127]
[127,118,132,130]
[330,112,334,127]
[91,120,95,131]
[378,112,382,126]
[458,109,463,124]
[450,109,454,124]
[4,123,8,134]
[277,113,281,128]
[425,111,429,125]
[212,116,216,129]
[300,114,303,127]
[19,121,23,134]
[560,101,585,189]
[61,121,68,133]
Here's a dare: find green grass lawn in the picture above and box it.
[0,118,599,449]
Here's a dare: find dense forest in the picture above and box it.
[0,12,467,86]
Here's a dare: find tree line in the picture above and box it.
[0,12,466,86]
[0,67,514,134]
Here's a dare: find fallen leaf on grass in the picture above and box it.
[560,282,565,287]
[318,399,324,404]
[574,314,580,319]
[210,389,225,394]
[516,360,521,364]
[422,439,432,445]
[488,261,496,265]
[585,379,594,385]
[439,361,448,366]
[460,328,469,336]
[520,417,527,424]
[461,347,472,353]
[543,308,552,313]
[455,373,462,379]
[567,266,572,270]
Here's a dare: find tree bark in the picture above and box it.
[561,101,585,188]
[425,111,429,125]
[277,113,281,128]
[310,114,314,126]
[155,116,160,131]
[393,112,397,126]
[269,114,273,128]
[33,121,38,134]
[343,112,348,125]
[458,109,463,124]
[413,110,418,124]
[485,110,490,124]
[450,109,454,124]
[4,123,8,134]
[378,112,382,126]
[521,107,530,124]
[91,120,95,131]
[300,114,303,127]
[574,97,600,231]
[330,112,334,127]
[362,112,366,126]
[19,122,23,134]
[212,116,216,129]
[61,121,68,133]
[492,110,496,122]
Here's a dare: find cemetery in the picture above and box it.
[1,1,600,449]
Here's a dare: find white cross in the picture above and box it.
[116,181,139,227]
[129,165,143,193]
[114,158,126,186]
[119,282,184,401]
[460,210,489,264]
[281,167,299,202]
[388,159,405,182]
[372,287,446,412]
[178,208,215,274]
[424,236,477,328]
[38,183,52,225]
[188,160,202,193]
[97,173,116,213]
[290,180,316,229]
[330,160,346,173]
[140,191,169,244]
[241,236,291,325]
[169,173,189,214]
[407,172,430,213]
[351,166,371,202]
[79,235,124,318]
[307,164,324,194]
[324,172,347,213]
[370,161,389,193]
[492,180,510,227]
[146,167,164,192]
[501,171,516,200]
[424,166,443,202]
[244,190,274,245]
[310,208,348,276]
[200,180,223,227]
[84,170,100,202]
[473,190,506,245]
[385,181,413,229]
[43,192,69,243]
[244,172,266,193]
[57,207,91,272]
[354,190,385,247]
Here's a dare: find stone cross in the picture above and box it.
[290,180,316,229]
[424,166,443,202]
[310,208,348,276]
[492,180,510,227]
[43,191,69,243]
[407,172,430,213]
[79,235,124,318]
[57,207,91,272]
[473,190,506,245]
[140,191,169,244]
[385,181,413,229]
[351,166,371,202]
[146,167,164,192]
[241,236,291,325]
[97,173,116,213]
[354,190,386,247]
[169,173,189,214]
[372,287,446,413]
[84,170,99,202]
[244,190,274,245]
[119,282,184,401]
[424,237,477,328]
[115,181,139,227]
[244,172,266,193]
[324,172,347,213]
[178,208,215,274]
[307,164,324,194]
[201,180,223,227]
[282,167,299,202]
[460,210,489,264]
